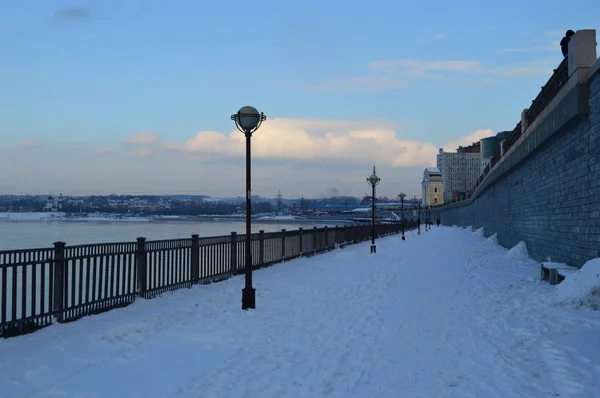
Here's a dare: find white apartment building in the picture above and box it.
[436,149,481,202]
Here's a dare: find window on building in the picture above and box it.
[434,197,438,203]
[434,187,438,193]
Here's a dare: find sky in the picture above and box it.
[1,0,599,200]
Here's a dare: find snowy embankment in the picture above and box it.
[0,212,67,221]
[1,227,599,398]
[257,215,306,220]
[0,212,152,223]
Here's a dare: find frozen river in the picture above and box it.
[0,219,338,250]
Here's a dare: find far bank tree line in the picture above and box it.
[0,195,364,216]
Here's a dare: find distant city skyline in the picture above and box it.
[1,1,598,198]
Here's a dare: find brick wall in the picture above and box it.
[436,68,600,267]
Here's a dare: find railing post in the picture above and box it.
[229,232,237,276]
[313,226,318,254]
[324,226,329,251]
[281,229,286,261]
[136,237,147,298]
[53,241,66,322]
[259,230,265,267]
[191,234,200,283]
[334,225,339,247]
[298,227,303,256]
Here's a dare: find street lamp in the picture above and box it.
[366,165,380,254]
[417,200,421,235]
[231,105,267,310]
[398,192,406,240]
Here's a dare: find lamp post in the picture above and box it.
[231,105,267,310]
[417,201,421,235]
[398,192,406,240]
[426,205,430,231]
[366,166,380,254]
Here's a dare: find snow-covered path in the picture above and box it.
[1,227,600,397]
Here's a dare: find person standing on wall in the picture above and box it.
[561,30,575,57]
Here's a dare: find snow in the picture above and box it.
[0,212,66,221]
[543,262,573,270]
[257,215,305,220]
[0,212,152,223]
[486,232,499,244]
[556,258,600,309]
[350,207,370,212]
[1,226,600,397]
[389,211,401,220]
[473,227,484,236]
[507,241,529,259]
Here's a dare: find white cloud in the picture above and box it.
[433,33,448,39]
[133,147,154,158]
[0,123,497,199]
[370,60,483,78]
[302,76,406,93]
[497,30,566,53]
[369,58,556,80]
[125,131,159,145]
[169,118,440,168]
[18,139,42,147]
[298,54,555,93]
[441,129,494,152]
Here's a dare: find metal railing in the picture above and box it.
[1,222,413,338]
[525,57,569,126]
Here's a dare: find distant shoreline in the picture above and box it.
[0,212,354,225]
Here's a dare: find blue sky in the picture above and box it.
[1,0,598,199]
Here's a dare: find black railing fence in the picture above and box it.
[525,57,569,127]
[1,222,414,338]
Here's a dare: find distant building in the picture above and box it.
[456,142,481,154]
[480,131,510,172]
[421,167,443,206]
[437,148,480,203]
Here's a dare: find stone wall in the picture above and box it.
[434,31,600,268]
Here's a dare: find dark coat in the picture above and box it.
[561,36,571,57]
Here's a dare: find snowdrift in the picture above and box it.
[556,258,600,309]
[506,241,529,259]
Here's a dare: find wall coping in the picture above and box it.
[433,31,598,214]
[434,72,597,214]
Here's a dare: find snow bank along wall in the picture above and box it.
[433,29,600,268]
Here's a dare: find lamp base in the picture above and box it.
[241,287,256,310]
[402,235,406,240]
[370,245,376,254]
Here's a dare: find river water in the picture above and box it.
[0,219,339,251]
